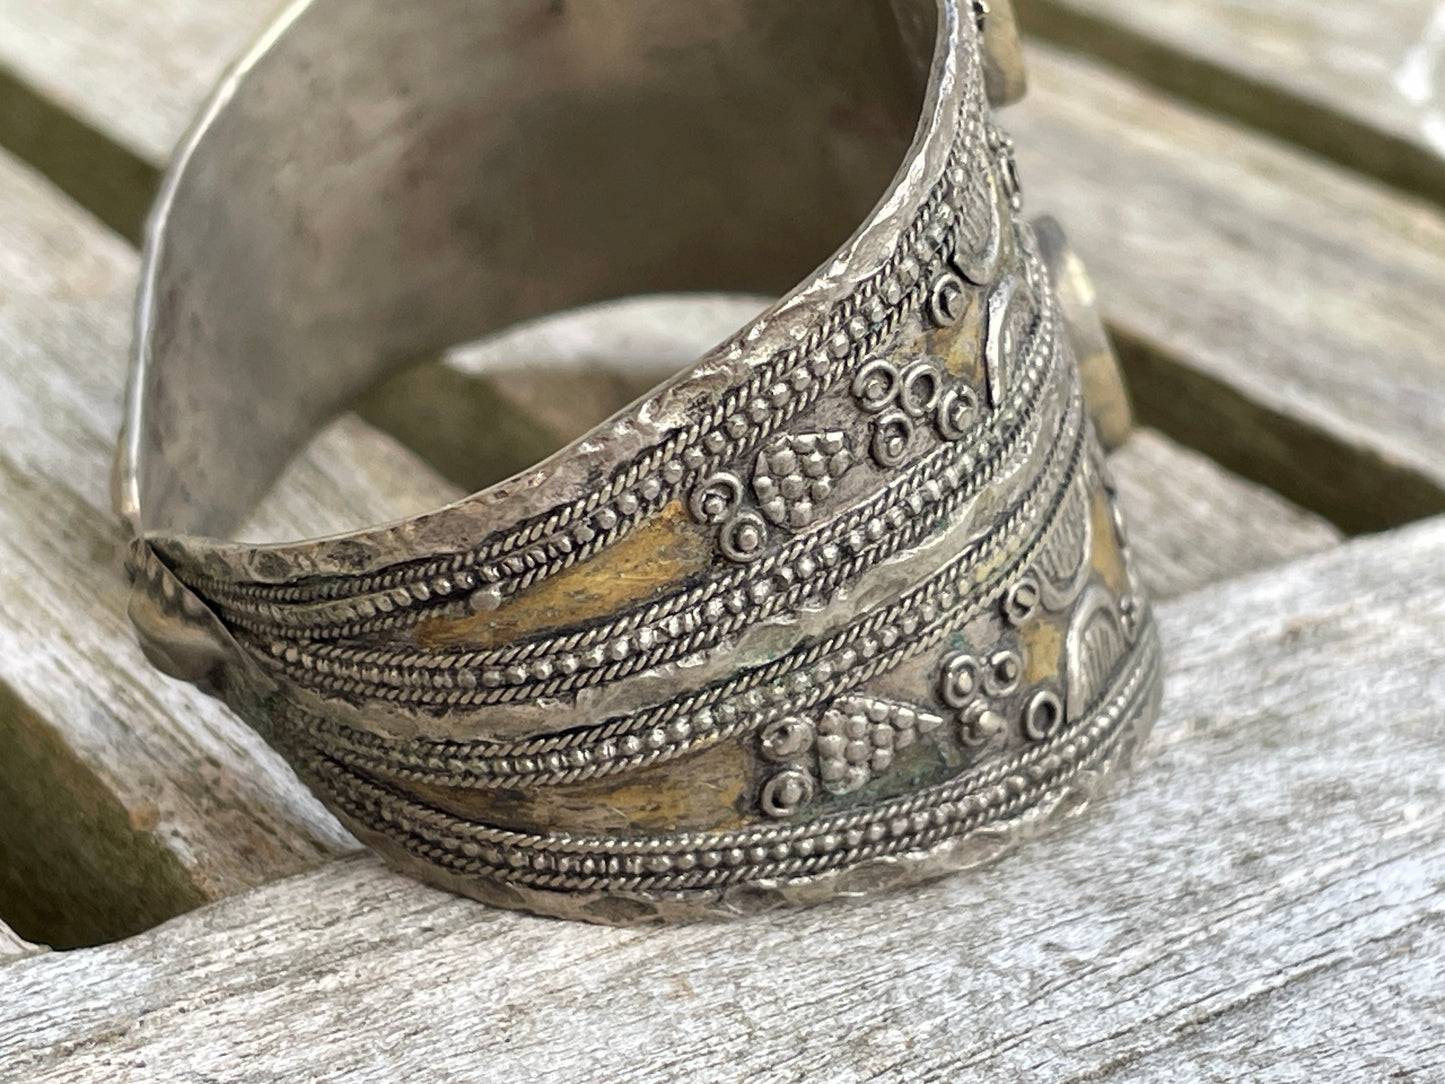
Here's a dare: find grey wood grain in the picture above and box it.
[0,1,1438,537]
[0,147,466,947]
[368,295,769,495]
[1107,429,1338,601]
[1019,0,1445,209]
[0,0,274,240]
[1011,41,1445,532]
[2,517,1439,1082]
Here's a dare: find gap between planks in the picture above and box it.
[0,1,1440,533]
[1005,38,1445,533]
[1018,0,1445,211]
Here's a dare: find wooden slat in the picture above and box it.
[240,416,463,545]
[2,518,1439,1081]
[366,295,768,494]
[0,147,470,948]
[0,2,1438,538]
[0,0,273,240]
[1009,41,1445,533]
[1106,430,1338,601]
[1019,0,1445,209]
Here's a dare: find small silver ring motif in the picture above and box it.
[761,770,815,819]
[928,271,969,327]
[719,511,768,563]
[898,361,943,419]
[940,653,981,709]
[689,472,745,525]
[936,385,979,440]
[1003,578,1041,626]
[983,650,1023,698]
[851,359,899,413]
[760,716,815,761]
[870,411,914,468]
[1023,690,1065,742]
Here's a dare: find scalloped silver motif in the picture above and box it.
[1066,586,1131,719]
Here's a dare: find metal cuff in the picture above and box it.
[117,0,1160,923]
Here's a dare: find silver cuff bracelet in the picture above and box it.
[116,0,1161,923]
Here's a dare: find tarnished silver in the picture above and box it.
[116,0,1160,924]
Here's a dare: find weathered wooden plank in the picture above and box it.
[0,147,472,948]
[1019,0,1445,209]
[1107,429,1338,602]
[241,415,463,545]
[353,295,762,496]
[1010,41,1445,532]
[2,518,1439,1082]
[0,0,273,240]
[0,1,1439,539]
